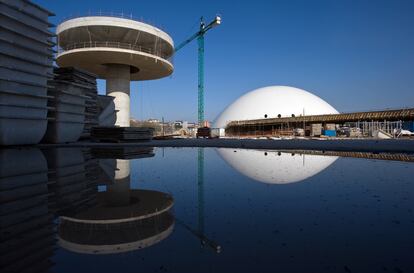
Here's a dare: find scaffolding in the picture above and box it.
[225,108,414,138]
[345,121,403,137]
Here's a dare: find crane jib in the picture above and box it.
[173,16,221,125]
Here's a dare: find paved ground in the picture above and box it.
[38,138,414,153]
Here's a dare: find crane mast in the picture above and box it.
[197,34,204,124]
[175,16,221,125]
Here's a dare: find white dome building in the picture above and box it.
[217,148,338,185]
[214,86,338,129]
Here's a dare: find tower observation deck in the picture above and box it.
[56,14,174,126]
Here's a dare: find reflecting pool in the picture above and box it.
[1,147,413,273]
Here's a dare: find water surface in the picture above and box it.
[1,147,413,273]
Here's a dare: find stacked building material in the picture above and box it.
[311,123,322,137]
[91,147,155,159]
[44,148,96,215]
[0,0,54,145]
[293,128,305,137]
[347,127,362,138]
[53,67,98,139]
[83,92,99,138]
[97,95,117,126]
[0,148,54,273]
[91,126,154,142]
[82,148,101,194]
[43,77,88,143]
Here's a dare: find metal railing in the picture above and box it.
[59,11,165,31]
[58,41,173,62]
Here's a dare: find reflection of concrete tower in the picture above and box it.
[106,159,130,206]
[59,210,174,254]
[58,152,174,254]
[56,15,174,126]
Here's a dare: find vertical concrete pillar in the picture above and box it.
[106,64,131,127]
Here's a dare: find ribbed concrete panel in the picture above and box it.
[0,0,54,145]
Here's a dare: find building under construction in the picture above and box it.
[225,108,414,138]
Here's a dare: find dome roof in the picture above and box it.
[214,86,338,128]
[217,149,338,185]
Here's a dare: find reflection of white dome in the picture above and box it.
[214,86,338,128]
[217,149,338,184]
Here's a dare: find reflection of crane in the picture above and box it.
[174,148,221,253]
[176,216,221,253]
[175,16,221,125]
[196,147,222,252]
[197,148,205,237]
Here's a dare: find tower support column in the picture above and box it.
[106,64,131,127]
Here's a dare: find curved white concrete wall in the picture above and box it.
[56,15,174,80]
[56,47,173,80]
[57,16,173,48]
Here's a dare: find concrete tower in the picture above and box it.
[56,15,174,126]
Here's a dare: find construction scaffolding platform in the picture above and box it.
[227,108,414,127]
[225,108,414,137]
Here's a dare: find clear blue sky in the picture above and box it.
[39,0,414,122]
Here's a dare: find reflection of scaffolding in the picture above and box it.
[279,149,414,163]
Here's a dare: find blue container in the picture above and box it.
[323,129,336,137]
